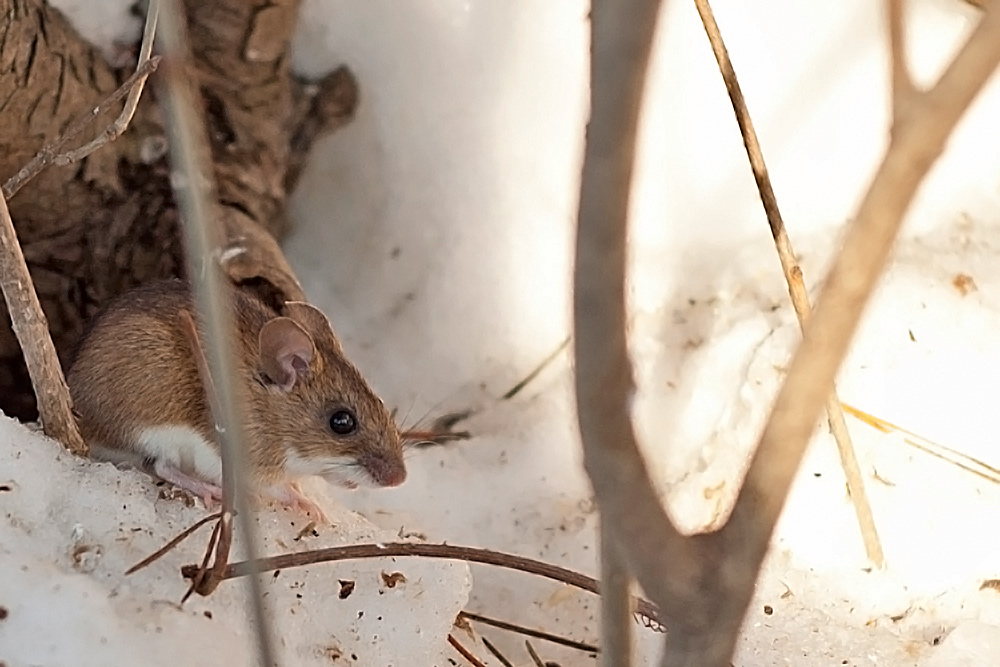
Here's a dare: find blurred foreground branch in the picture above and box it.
[573,1,1000,666]
[154,0,275,663]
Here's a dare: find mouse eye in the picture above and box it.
[328,409,358,436]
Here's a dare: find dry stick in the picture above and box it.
[710,3,1000,665]
[179,542,664,629]
[460,611,600,654]
[0,12,161,452]
[691,0,885,568]
[448,635,489,667]
[0,190,86,454]
[183,513,222,604]
[126,511,222,575]
[155,0,276,665]
[2,62,160,201]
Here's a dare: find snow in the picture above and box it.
[0,417,471,666]
[7,0,1000,665]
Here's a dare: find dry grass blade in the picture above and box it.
[525,640,546,667]
[448,634,489,667]
[502,335,571,399]
[460,611,599,653]
[841,402,1000,484]
[182,514,222,604]
[692,0,884,567]
[126,511,222,575]
[481,637,516,667]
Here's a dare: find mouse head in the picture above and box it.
[253,301,406,489]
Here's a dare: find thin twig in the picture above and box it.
[692,0,884,567]
[2,43,161,198]
[502,335,571,400]
[58,1,159,165]
[179,541,664,630]
[460,611,599,654]
[481,637,516,667]
[0,191,86,454]
[448,634,489,667]
[126,511,222,575]
[182,513,221,604]
[525,640,546,667]
[155,0,275,664]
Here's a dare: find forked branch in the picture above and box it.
[574,1,1000,666]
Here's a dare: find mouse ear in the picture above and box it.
[282,301,343,354]
[258,317,316,392]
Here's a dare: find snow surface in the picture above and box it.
[7,0,1000,665]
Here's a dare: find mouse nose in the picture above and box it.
[362,454,407,487]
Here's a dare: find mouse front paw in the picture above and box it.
[153,460,223,511]
[265,481,332,525]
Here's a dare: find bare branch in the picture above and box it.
[712,0,1000,657]
[178,541,664,629]
[154,0,275,663]
[0,192,85,454]
[692,0,884,567]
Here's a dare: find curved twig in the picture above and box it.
[179,541,664,630]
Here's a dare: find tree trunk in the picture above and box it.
[0,0,357,421]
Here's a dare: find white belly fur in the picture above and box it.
[137,425,223,485]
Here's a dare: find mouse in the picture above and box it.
[66,278,406,522]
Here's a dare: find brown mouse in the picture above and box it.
[67,278,406,522]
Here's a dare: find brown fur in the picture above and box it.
[67,279,405,491]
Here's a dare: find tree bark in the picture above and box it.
[0,0,357,421]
